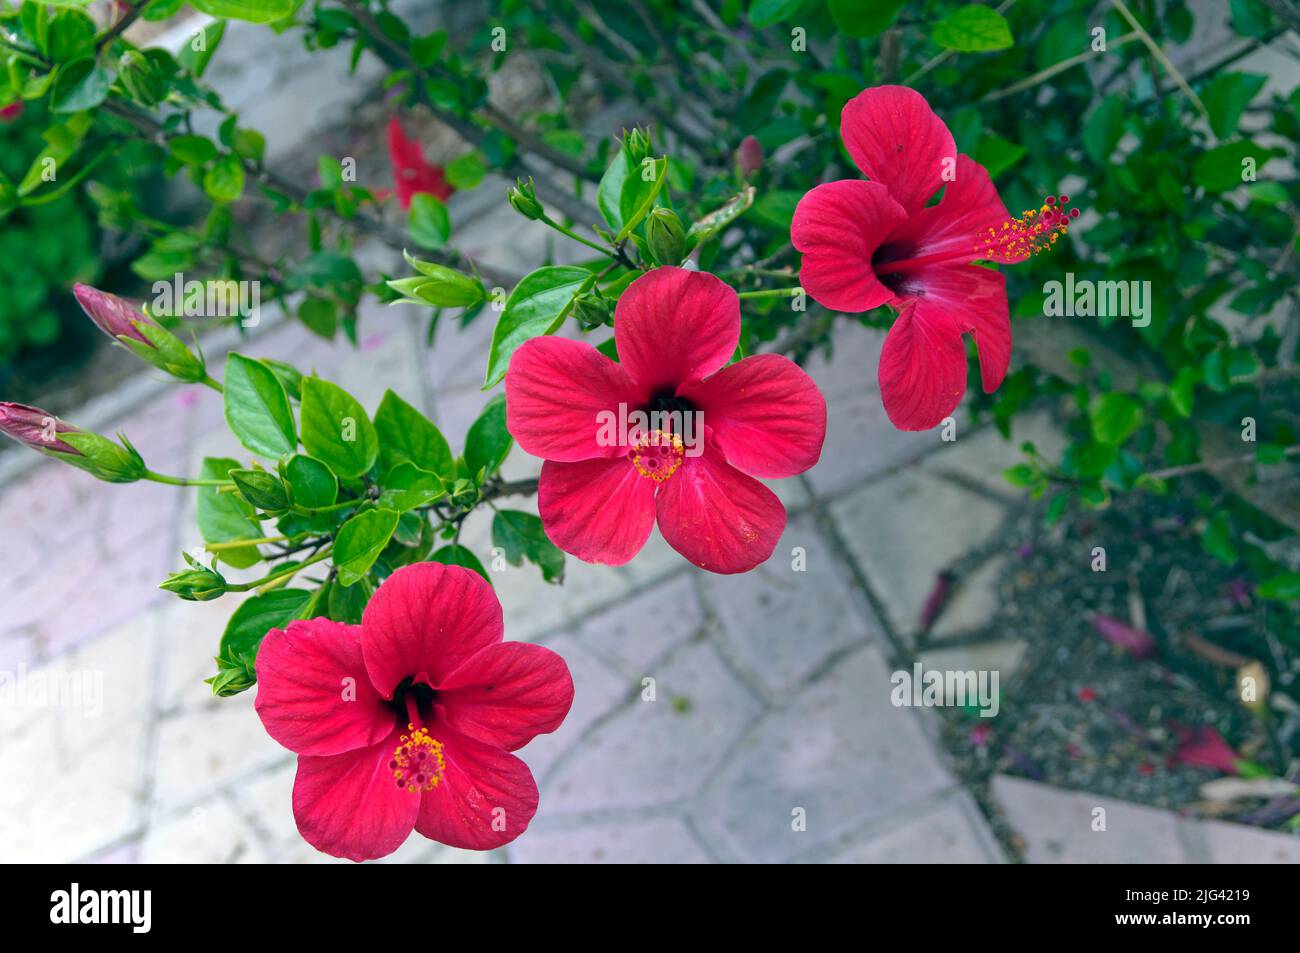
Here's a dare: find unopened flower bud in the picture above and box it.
[161,554,227,602]
[623,127,653,165]
[645,207,687,265]
[118,50,166,107]
[737,135,763,178]
[74,284,207,383]
[0,401,146,482]
[507,178,544,220]
[572,293,613,329]
[389,254,486,308]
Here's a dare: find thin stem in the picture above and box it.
[737,286,803,299]
[97,2,141,51]
[1144,444,1300,481]
[144,470,234,488]
[1108,0,1211,127]
[539,214,619,258]
[200,373,224,394]
[226,547,334,593]
[979,33,1140,103]
[206,535,287,552]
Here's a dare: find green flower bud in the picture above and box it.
[571,292,613,329]
[507,177,544,220]
[389,253,486,308]
[0,402,147,483]
[623,127,653,165]
[160,554,228,602]
[119,51,167,107]
[645,207,687,265]
[74,284,207,383]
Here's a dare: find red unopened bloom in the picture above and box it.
[0,101,22,123]
[505,267,826,574]
[387,116,453,209]
[0,402,81,455]
[792,85,1078,430]
[1091,612,1158,660]
[1171,725,1243,775]
[254,563,574,861]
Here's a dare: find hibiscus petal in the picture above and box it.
[905,264,1010,393]
[615,267,739,393]
[840,85,956,214]
[791,180,908,313]
[677,353,826,478]
[878,300,968,431]
[362,563,503,698]
[438,642,575,751]
[414,727,539,850]
[292,729,419,862]
[655,443,786,573]
[505,335,644,463]
[877,155,1010,263]
[538,456,656,565]
[254,618,395,757]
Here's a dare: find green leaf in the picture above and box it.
[464,393,513,480]
[1257,572,1300,602]
[230,468,290,512]
[1201,512,1238,564]
[408,192,451,249]
[828,0,907,37]
[617,156,667,241]
[168,134,219,166]
[297,296,338,338]
[1203,72,1267,139]
[484,265,592,387]
[189,0,295,23]
[215,588,312,685]
[299,378,379,479]
[177,20,226,77]
[1194,140,1268,192]
[197,457,264,568]
[1089,393,1143,446]
[597,149,631,233]
[749,0,802,27]
[375,389,453,479]
[224,354,297,459]
[333,509,400,586]
[749,190,802,230]
[492,510,565,583]
[285,454,338,509]
[430,544,489,582]
[1082,94,1126,164]
[376,462,444,512]
[51,59,110,113]
[444,151,486,190]
[972,134,1026,179]
[931,4,1014,51]
[204,154,246,203]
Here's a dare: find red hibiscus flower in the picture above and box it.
[792,85,1077,431]
[505,266,826,574]
[254,562,573,861]
[387,116,453,209]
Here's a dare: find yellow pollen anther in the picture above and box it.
[629,429,685,483]
[390,723,446,793]
[977,195,1076,262]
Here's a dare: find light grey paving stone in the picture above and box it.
[139,796,271,864]
[510,817,711,864]
[992,775,1188,863]
[545,642,761,814]
[523,634,628,781]
[923,410,1068,497]
[831,470,1006,639]
[930,555,1008,640]
[158,592,255,710]
[915,640,1027,709]
[618,525,693,587]
[694,645,954,863]
[801,322,939,497]
[151,692,287,815]
[1198,819,1300,864]
[576,573,703,673]
[0,612,160,862]
[827,792,1003,863]
[704,513,878,699]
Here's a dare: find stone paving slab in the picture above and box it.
[694,645,957,864]
[508,816,713,864]
[827,791,1005,863]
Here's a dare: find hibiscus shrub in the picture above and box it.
[2,0,1298,859]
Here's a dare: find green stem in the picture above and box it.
[206,535,286,552]
[200,373,224,394]
[144,470,234,488]
[539,214,617,258]
[227,547,334,593]
[738,286,803,300]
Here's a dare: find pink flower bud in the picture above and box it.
[1171,725,1242,775]
[73,284,152,345]
[0,101,22,123]
[1091,612,1158,659]
[0,402,81,455]
[737,136,763,177]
